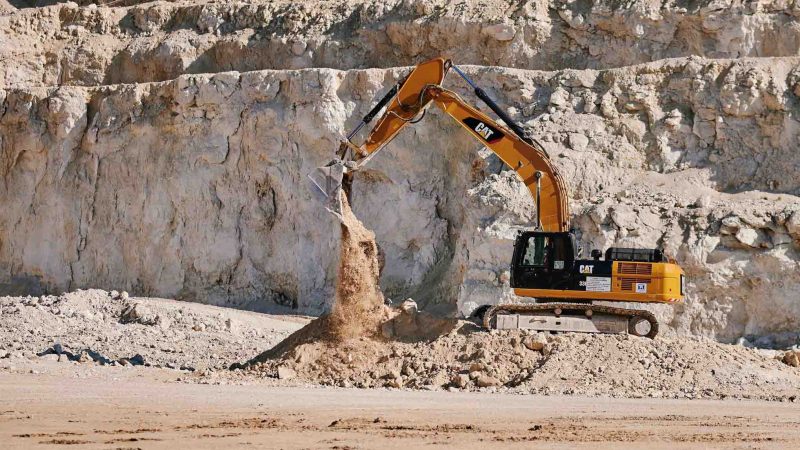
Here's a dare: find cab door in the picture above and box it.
[510,232,575,290]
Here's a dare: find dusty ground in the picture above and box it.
[4,290,799,401]
[2,358,800,449]
[1,290,800,448]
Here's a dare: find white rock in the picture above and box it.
[786,211,800,238]
[400,298,418,315]
[549,88,570,107]
[694,196,712,208]
[481,23,516,41]
[735,228,761,247]
[568,133,589,151]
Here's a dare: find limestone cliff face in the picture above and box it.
[2,1,800,87]
[1,1,799,343]
[2,57,799,341]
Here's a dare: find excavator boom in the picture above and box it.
[310,58,569,232]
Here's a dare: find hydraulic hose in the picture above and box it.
[451,65,532,145]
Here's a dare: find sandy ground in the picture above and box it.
[3,290,799,448]
[1,359,799,450]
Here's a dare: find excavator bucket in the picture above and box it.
[308,58,448,221]
[307,159,346,218]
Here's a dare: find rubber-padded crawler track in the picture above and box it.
[482,302,659,338]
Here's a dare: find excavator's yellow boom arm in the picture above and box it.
[315,58,570,232]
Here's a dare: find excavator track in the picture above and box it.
[482,302,659,339]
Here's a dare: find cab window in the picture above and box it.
[521,235,570,268]
[522,236,547,266]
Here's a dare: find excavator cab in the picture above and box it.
[510,231,577,290]
[510,229,683,305]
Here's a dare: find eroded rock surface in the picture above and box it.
[1,1,799,343]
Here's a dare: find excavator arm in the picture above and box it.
[310,58,570,232]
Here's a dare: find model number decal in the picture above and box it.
[585,276,611,292]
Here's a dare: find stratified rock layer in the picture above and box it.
[2,0,800,87]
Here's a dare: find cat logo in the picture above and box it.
[462,117,504,143]
[579,265,594,274]
[474,122,494,140]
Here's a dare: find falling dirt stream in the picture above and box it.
[326,193,386,341]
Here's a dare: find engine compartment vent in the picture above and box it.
[618,262,653,275]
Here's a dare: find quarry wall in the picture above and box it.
[1,1,799,342]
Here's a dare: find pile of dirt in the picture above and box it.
[238,323,800,401]
[242,193,392,362]
[240,191,465,376]
[241,190,459,362]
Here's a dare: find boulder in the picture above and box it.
[277,365,297,380]
[782,351,800,368]
[475,374,502,388]
[523,337,546,352]
[451,373,470,389]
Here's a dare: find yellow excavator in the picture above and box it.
[310,58,684,338]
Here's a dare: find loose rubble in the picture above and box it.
[0,289,306,371]
[234,320,800,401]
